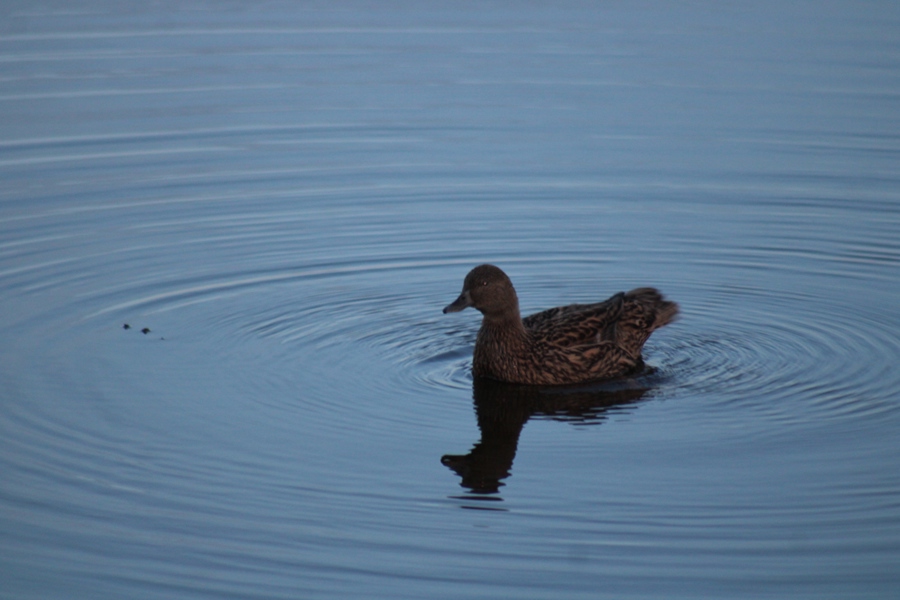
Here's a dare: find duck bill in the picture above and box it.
[443,290,472,314]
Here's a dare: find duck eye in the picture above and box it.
[480,280,488,286]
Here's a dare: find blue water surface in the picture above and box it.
[1,2,899,599]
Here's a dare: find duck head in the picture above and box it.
[443,264,520,320]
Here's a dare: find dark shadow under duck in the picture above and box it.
[442,376,650,495]
[443,264,678,385]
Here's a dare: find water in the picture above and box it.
[2,2,899,598]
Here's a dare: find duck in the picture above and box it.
[443,264,678,385]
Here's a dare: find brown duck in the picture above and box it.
[443,264,678,385]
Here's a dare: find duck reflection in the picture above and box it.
[442,376,649,497]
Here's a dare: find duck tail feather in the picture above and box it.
[653,299,679,329]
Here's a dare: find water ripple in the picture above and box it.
[652,285,900,426]
[64,250,899,440]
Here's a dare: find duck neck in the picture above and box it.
[479,307,529,347]
[473,309,529,381]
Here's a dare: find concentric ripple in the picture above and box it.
[65,247,900,440]
[649,282,900,427]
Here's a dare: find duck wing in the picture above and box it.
[522,292,625,347]
[523,287,678,356]
[529,338,643,384]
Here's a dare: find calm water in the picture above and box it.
[2,2,899,598]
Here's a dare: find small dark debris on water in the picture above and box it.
[123,323,162,339]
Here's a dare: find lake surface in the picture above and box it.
[1,2,899,598]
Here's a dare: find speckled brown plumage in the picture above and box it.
[443,264,678,385]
